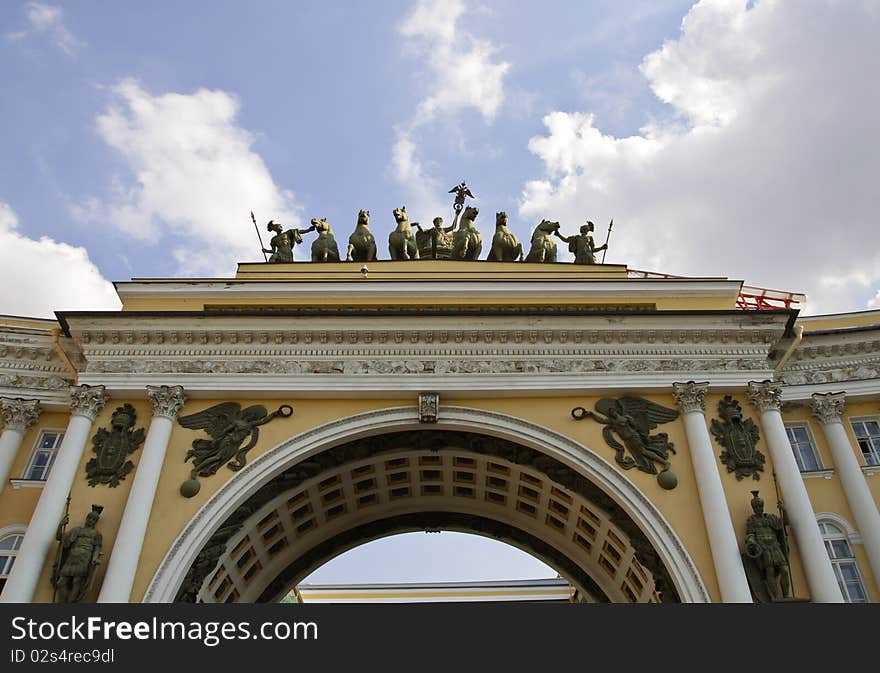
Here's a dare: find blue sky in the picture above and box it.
[3,1,880,583]
[4,1,878,317]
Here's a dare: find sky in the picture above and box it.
[2,0,880,583]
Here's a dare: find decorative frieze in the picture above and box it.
[0,373,69,390]
[84,356,771,376]
[780,361,880,386]
[810,392,846,425]
[0,397,42,431]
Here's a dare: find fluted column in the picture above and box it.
[0,398,42,495]
[0,385,107,603]
[98,385,186,602]
[747,381,843,602]
[811,392,880,587]
[672,382,752,602]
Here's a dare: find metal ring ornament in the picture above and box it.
[571,406,588,420]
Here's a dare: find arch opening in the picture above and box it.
[146,407,708,603]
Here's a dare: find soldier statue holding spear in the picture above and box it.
[554,219,611,265]
[51,503,103,603]
[252,211,315,264]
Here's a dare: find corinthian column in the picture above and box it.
[0,398,42,495]
[0,385,107,603]
[747,381,843,602]
[99,385,186,602]
[672,382,752,602]
[811,392,880,588]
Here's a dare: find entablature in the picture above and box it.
[63,311,790,398]
[778,322,880,399]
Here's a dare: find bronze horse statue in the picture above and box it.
[486,211,523,261]
[451,206,482,260]
[310,217,341,262]
[346,209,377,261]
[388,206,419,260]
[525,219,560,263]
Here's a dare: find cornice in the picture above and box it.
[113,278,745,301]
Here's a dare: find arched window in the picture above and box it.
[0,533,24,594]
[819,521,868,603]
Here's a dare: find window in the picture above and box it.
[0,533,23,594]
[819,521,868,603]
[785,424,821,472]
[850,418,880,466]
[23,431,64,481]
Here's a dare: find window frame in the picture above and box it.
[21,429,65,482]
[818,520,869,604]
[849,416,880,467]
[784,422,823,473]
[0,527,26,594]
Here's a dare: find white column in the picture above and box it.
[811,392,880,587]
[673,382,753,602]
[747,381,843,602]
[0,398,42,495]
[98,385,186,602]
[0,385,106,603]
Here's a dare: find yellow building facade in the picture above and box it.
[0,260,878,603]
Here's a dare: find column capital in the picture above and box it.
[672,381,709,414]
[810,392,846,425]
[69,384,107,421]
[146,385,187,420]
[0,397,42,432]
[747,380,783,413]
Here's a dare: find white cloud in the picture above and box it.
[0,202,120,318]
[519,0,880,315]
[390,0,510,216]
[6,2,85,55]
[77,79,301,276]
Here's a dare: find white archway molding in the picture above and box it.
[144,405,710,603]
[0,524,27,539]
[816,512,862,544]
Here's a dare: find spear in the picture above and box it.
[601,219,613,264]
[251,211,268,262]
[51,494,71,603]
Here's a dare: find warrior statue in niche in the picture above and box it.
[51,505,103,603]
[742,491,792,602]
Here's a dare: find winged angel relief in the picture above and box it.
[571,396,680,490]
[177,402,293,497]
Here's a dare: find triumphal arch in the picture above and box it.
[1,223,879,603]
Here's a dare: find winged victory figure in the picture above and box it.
[177,402,293,497]
[572,396,680,489]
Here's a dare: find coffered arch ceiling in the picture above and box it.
[145,407,709,603]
